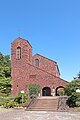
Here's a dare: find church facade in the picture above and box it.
[11,37,67,96]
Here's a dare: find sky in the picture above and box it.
[0,0,80,81]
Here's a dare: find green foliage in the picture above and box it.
[74,72,80,80]
[4,101,17,108]
[0,92,28,108]
[14,92,28,104]
[64,79,80,95]
[0,95,15,107]
[76,104,80,107]
[0,97,5,106]
[57,89,64,96]
[27,84,41,97]
[66,93,78,107]
[64,79,80,107]
[0,52,11,95]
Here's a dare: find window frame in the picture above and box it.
[16,47,21,60]
[35,59,39,67]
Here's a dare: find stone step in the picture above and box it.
[28,107,57,110]
[31,103,57,107]
[34,102,57,105]
[26,96,58,111]
[27,108,57,111]
[26,96,69,111]
[27,107,58,111]
[37,96,59,99]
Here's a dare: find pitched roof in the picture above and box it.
[11,37,32,48]
[33,53,57,64]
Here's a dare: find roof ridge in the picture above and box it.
[27,62,67,83]
[33,53,57,64]
[11,37,32,48]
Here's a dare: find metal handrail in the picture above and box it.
[26,97,36,109]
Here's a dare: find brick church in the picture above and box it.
[11,37,67,96]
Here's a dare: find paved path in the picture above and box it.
[0,109,80,120]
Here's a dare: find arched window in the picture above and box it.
[16,47,21,59]
[35,59,39,67]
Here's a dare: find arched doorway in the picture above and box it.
[56,86,64,96]
[42,87,51,96]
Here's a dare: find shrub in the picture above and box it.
[4,101,17,108]
[57,89,64,96]
[26,84,41,97]
[14,92,28,104]
[66,93,77,107]
[76,104,80,107]
[64,79,80,107]
[0,96,12,106]
[0,98,5,106]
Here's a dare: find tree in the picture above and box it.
[64,79,80,107]
[73,72,80,80]
[26,84,41,98]
[0,52,11,95]
[77,72,80,79]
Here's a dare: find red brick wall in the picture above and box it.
[11,37,32,94]
[11,37,67,95]
[11,37,32,64]
[33,54,59,77]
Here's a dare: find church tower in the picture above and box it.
[11,37,32,94]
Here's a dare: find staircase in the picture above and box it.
[26,96,59,111]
